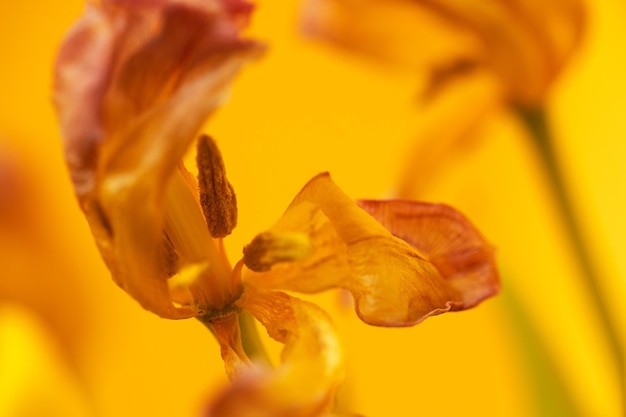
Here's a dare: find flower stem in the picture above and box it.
[238,310,271,365]
[518,106,625,412]
[196,310,272,366]
[500,282,584,417]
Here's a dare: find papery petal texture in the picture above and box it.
[243,173,499,326]
[206,289,344,417]
[357,199,500,310]
[54,0,263,318]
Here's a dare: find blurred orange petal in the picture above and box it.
[209,312,252,379]
[207,289,343,417]
[300,0,585,105]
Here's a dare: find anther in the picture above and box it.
[243,231,312,272]
[196,135,237,238]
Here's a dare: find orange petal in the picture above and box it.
[207,312,252,379]
[300,0,479,78]
[53,0,263,318]
[206,289,344,417]
[243,173,499,326]
[300,0,585,105]
[357,199,500,311]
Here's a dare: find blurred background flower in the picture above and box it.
[298,0,624,415]
[0,1,624,417]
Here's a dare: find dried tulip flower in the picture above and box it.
[54,0,500,415]
[170,138,500,415]
[54,0,265,319]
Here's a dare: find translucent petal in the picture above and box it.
[243,173,499,326]
[357,199,500,311]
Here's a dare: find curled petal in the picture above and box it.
[206,290,344,417]
[300,0,585,105]
[243,173,499,326]
[55,0,263,196]
[54,0,263,318]
[357,199,500,311]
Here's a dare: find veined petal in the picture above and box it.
[206,289,344,417]
[54,0,263,318]
[54,0,264,197]
[243,173,499,326]
[357,199,500,311]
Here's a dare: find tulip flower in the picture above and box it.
[53,0,499,415]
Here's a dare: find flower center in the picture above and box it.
[163,168,239,312]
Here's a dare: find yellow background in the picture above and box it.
[0,0,624,416]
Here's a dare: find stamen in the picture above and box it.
[164,169,214,262]
[196,135,238,238]
[243,231,312,272]
[163,168,234,309]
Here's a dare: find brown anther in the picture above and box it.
[243,231,312,272]
[196,135,237,238]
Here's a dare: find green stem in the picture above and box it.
[518,106,625,413]
[238,310,271,365]
[196,310,271,366]
[500,282,584,417]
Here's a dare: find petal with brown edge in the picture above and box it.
[357,199,500,310]
[54,0,264,319]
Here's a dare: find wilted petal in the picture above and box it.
[357,199,500,311]
[243,173,499,326]
[300,0,585,105]
[206,289,344,417]
[207,312,252,379]
[54,0,263,318]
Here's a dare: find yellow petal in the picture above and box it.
[206,289,344,417]
[243,173,499,326]
[53,0,263,318]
